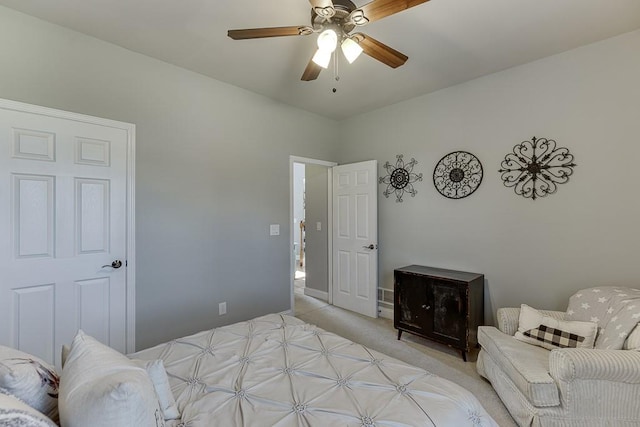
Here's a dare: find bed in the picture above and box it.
[129,313,497,426]
[1,313,497,426]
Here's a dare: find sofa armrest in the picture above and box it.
[550,348,640,383]
[496,307,520,335]
[496,307,566,335]
[549,348,640,419]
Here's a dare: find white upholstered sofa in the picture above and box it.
[477,287,640,427]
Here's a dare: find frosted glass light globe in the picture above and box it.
[341,37,363,63]
[312,49,332,68]
[316,29,338,53]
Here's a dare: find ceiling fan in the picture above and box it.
[228,0,430,81]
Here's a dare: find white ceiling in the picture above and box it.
[2,0,640,120]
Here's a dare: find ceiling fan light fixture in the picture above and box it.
[312,48,332,69]
[341,37,363,63]
[229,0,423,82]
[316,29,338,53]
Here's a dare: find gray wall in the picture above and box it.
[0,7,339,349]
[3,4,639,346]
[337,30,640,323]
[304,164,329,294]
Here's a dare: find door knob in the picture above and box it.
[362,244,377,250]
[102,260,123,269]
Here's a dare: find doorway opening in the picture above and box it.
[289,156,336,316]
[289,157,379,319]
[292,162,306,296]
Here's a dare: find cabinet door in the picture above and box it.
[430,280,467,345]
[395,272,431,334]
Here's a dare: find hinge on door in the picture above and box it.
[125,260,128,267]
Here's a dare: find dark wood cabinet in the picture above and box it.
[394,265,484,361]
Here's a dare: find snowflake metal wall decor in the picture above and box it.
[498,136,576,200]
[379,154,423,202]
[433,151,483,199]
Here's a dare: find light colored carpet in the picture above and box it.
[294,293,517,427]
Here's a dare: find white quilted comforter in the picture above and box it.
[131,314,497,427]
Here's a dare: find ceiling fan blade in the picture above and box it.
[228,26,314,40]
[301,56,323,81]
[308,0,336,19]
[353,33,408,68]
[349,0,429,25]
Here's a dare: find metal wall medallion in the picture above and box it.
[499,136,576,200]
[433,151,483,199]
[379,154,423,202]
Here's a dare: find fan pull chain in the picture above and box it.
[332,50,340,93]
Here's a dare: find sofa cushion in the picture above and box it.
[478,326,560,407]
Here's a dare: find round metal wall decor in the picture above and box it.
[379,154,423,202]
[433,151,483,199]
[498,136,576,200]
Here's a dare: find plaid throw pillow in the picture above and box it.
[514,304,598,351]
[523,324,585,348]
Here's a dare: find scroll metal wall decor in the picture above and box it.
[379,154,423,202]
[499,136,576,200]
[433,151,483,199]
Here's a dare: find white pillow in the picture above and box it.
[0,391,57,427]
[132,359,180,420]
[624,324,640,350]
[59,330,165,427]
[0,346,59,422]
[515,304,598,350]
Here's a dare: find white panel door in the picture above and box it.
[332,160,378,317]
[0,101,131,366]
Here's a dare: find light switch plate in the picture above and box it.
[316,222,322,231]
[270,224,280,236]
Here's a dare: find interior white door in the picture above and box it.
[332,160,378,317]
[0,102,131,366]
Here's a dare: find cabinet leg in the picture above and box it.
[397,330,403,340]
[461,351,467,362]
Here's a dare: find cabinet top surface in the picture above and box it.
[395,265,483,282]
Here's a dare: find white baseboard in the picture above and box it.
[378,306,393,320]
[303,288,328,301]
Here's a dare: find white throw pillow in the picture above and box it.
[59,330,165,427]
[624,324,640,350]
[0,391,57,427]
[515,304,598,350]
[0,346,59,422]
[132,359,180,420]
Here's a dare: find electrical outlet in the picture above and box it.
[219,302,227,315]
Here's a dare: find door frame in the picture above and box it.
[0,98,137,353]
[289,156,337,313]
